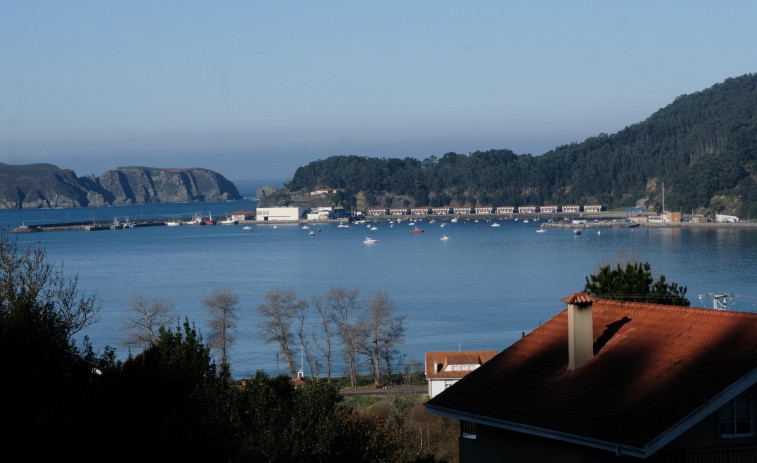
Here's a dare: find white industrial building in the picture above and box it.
[255,207,307,222]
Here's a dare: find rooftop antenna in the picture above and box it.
[699,293,739,310]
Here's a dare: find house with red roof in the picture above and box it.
[425,351,498,399]
[425,293,757,462]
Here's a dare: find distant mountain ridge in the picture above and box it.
[275,73,757,218]
[0,164,240,209]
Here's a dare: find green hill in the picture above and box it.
[271,73,757,218]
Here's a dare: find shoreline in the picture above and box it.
[9,211,757,233]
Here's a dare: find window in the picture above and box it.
[720,394,752,438]
[461,420,477,439]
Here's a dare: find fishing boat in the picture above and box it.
[220,216,238,225]
[204,212,216,225]
[364,237,378,244]
[165,220,181,227]
[184,214,203,225]
[411,227,425,233]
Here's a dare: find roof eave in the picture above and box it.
[424,403,649,458]
[642,366,757,456]
[426,367,757,459]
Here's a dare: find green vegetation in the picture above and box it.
[267,73,757,218]
[0,233,454,462]
[584,261,690,306]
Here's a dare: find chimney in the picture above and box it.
[562,293,597,370]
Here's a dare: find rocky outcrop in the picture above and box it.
[256,185,278,199]
[0,163,241,209]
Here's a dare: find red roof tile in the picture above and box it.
[425,351,499,379]
[426,298,757,452]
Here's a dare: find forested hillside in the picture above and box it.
[275,73,757,218]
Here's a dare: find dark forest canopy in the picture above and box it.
[278,73,757,217]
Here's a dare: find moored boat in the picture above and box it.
[364,237,378,244]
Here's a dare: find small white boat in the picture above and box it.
[302,225,309,229]
[370,226,378,231]
[440,223,446,228]
[338,223,349,228]
[491,222,501,227]
[309,230,316,236]
[165,220,181,226]
[220,217,238,225]
[440,235,450,241]
[243,225,252,230]
[364,237,378,244]
[536,229,545,233]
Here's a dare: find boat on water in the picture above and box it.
[309,230,316,236]
[451,217,459,223]
[337,222,349,228]
[440,235,450,241]
[364,237,378,244]
[204,212,216,225]
[165,220,181,227]
[370,226,378,231]
[184,215,204,225]
[243,225,252,230]
[574,229,582,235]
[220,217,238,225]
[536,229,546,233]
[411,227,425,233]
[491,222,501,227]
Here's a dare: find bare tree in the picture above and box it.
[255,288,307,378]
[203,288,239,368]
[361,291,405,387]
[311,292,336,382]
[122,295,174,350]
[329,287,363,389]
[0,233,99,341]
[293,296,316,379]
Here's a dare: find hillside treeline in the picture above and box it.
[284,73,757,217]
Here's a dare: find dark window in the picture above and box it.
[461,420,477,438]
[720,394,752,438]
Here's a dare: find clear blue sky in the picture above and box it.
[2,1,755,182]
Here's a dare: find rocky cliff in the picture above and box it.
[0,163,241,209]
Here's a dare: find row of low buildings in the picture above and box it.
[246,204,605,222]
[367,204,603,216]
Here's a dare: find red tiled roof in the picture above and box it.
[425,351,498,379]
[426,298,757,453]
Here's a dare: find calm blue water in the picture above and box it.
[3,201,757,380]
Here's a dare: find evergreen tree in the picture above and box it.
[584,261,690,306]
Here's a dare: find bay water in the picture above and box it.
[3,200,756,380]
